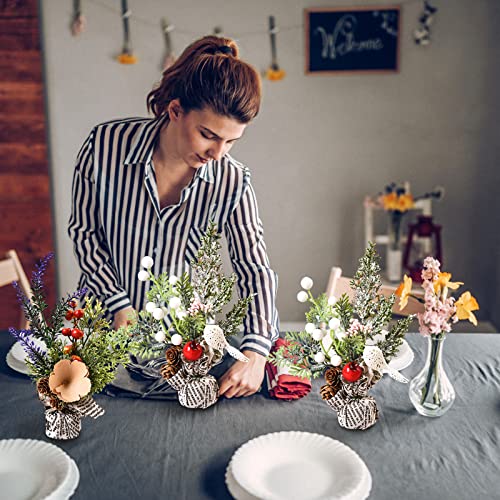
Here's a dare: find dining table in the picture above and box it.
[1,330,499,500]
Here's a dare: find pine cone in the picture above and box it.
[324,367,341,386]
[160,363,179,379]
[165,346,182,368]
[49,395,66,412]
[320,384,339,400]
[368,370,383,388]
[37,377,51,396]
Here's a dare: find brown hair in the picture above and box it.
[147,36,261,123]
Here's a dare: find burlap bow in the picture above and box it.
[165,353,219,410]
[325,376,379,431]
[39,393,105,440]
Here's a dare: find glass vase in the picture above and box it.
[409,334,455,417]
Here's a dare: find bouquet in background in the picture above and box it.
[369,183,444,250]
[9,254,132,440]
[269,243,413,430]
[128,222,252,409]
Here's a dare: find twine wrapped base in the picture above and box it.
[322,372,380,431]
[161,346,220,410]
[40,392,105,440]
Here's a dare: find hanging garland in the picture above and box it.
[414,1,438,46]
[117,0,137,64]
[71,0,86,36]
[161,18,176,71]
[76,0,443,68]
[265,16,286,81]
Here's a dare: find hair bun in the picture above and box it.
[215,45,234,56]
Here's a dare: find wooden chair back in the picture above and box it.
[0,250,32,329]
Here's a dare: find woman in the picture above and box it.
[68,36,279,398]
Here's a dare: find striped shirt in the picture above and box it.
[68,115,279,356]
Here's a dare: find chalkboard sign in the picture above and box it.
[305,6,400,74]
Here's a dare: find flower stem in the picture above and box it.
[420,334,443,405]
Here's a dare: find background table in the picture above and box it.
[1,332,499,500]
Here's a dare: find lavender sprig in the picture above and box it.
[32,252,54,294]
[8,327,51,375]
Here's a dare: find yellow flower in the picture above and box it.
[433,272,463,296]
[395,274,412,310]
[117,52,138,65]
[396,194,414,212]
[455,292,479,326]
[265,67,286,81]
[381,192,398,211]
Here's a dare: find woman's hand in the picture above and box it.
[113,306,136,329]
[218,350,267,398]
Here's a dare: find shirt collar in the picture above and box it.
[124,114,169,166]
[124,114,214,184]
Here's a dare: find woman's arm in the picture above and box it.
[219,172,279,397]
[68,128,132,317]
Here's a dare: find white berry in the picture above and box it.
[137,270,149,282]
[154,330,166,342]
[171,334,183,346]
[312,328,326,341]
[169,275,178,286]
[152,308,165,320]
[305,323,315,334]
[297,291,308,303]
[141,256,154,269]
[327,295,337,306]
[314,352,326,363]
[169,297,182,310]
[145,302,156,313]
[330,354,342,366]
[329,317,341,330]
[300,276,313,290]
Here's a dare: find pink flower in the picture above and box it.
[421,257,441,282]
[188,298,212,316]
[347,318,372,337]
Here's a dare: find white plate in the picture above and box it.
[6,350,30,375]
[11,339,46,363]
[0,439,73,500]
[388,339,414,372]
[49,458,79,500]
[231,432,371,500]
[226,459,260,500]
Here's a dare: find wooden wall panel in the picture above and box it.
[0,0,55,330]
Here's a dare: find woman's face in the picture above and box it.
[168,101,247,169]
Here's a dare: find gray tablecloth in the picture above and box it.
[1,332,499,500]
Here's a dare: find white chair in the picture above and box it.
[326,266,424,317]
[0,250,33,329]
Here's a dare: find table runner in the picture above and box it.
[1,332,499,499]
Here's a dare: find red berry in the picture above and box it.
[61,327,71,336]
[63,344,73,354]
[65,310,74,321]
[182,341,204,362]
[342,362,364,383]
[70,328,84,340]
[68,300,78,309]
[71,355,82,362]
[73,309,85,319]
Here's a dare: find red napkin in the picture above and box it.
[265,338,312,400]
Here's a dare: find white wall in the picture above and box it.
[40,0,499,325]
